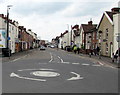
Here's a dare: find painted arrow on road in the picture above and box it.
[67,72,84,81]
[10,72,46,82]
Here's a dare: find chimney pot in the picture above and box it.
[88,21,93,25]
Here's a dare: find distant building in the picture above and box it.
[72,25,81,48]
[80,21,97,51]
[40,40,45,46]
[59,30,70,49]
[0,14,19,54]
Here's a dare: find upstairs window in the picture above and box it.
[106,28,108,40]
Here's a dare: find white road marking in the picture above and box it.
[10,72,46,82]
[18,68,55,71]
[62,62,70,64]
[81,63,90,66]
[57,56,61,59]
[11,55,28,62]
[60,59,64,63]
[67,72,83,81]
[30,71,60,77]
[104,65,116,69]
[92,65,101,67]
[57,56,64,63]
[49,53,53,62]
[72,63,80,65]
[40,68,55,71]
[97,61,104,66]
[12,58,21,62]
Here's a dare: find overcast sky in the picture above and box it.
[0,0,119,41]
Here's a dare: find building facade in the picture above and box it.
[98,8,120,57]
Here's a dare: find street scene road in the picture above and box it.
[2,48,118,93]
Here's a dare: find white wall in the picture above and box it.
[61,32,70,49]
[9,23,16,53]
[0,16,19,53]
[113,14,120,54]
[79,26,83,48]
[58,37,62,48]
[0,17,6,30]
[74,36,80,47]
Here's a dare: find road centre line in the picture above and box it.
[62,62,70,64]
[72,63,80,65]
[49,53,53,63]
[92,64,101,67]
[81,63,90,66]
[57,56,64,63]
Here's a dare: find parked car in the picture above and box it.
[40,46,46,50]
[50,45,55,48]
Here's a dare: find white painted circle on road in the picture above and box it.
[31,71,60,77]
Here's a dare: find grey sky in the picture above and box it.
[0,0,119,41]
[13,2,72,16]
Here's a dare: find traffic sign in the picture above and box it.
[8,37,10,40]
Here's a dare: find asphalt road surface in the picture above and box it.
[2,48,119,93]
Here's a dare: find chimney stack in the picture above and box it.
[111,7,120,13]
[88,21,93,25]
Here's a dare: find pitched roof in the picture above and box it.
[105,11,116,21]
[72,25,79,30]
[97,8,120,29]
[81,24,97,33]
[72,25,80,36]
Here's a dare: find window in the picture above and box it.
[12,26,14,30]
[106,28,108,40]
[106,43,108,54]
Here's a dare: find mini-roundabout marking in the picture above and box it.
[10,68,84,82]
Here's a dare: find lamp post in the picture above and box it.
[67,24,70,46]
[3,5,12,57]
[71,25,73,48]
[7,5,12,47]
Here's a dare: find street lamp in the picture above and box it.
[67,24,70,46]
[3,5,12,57]
[7,5,12,47]
[71,25,73,47]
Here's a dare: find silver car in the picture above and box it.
[40,46,46,50]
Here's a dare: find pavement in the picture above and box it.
[61,49,119,68]
[0,48,38,63]
[79,53,119,68]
